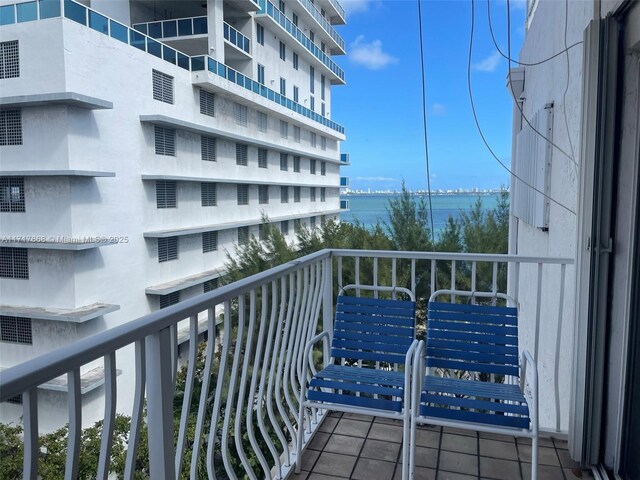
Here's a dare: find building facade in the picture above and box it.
[0,0,347,430]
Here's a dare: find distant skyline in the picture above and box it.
[331,0,526,192]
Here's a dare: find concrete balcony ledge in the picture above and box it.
[0,239,120,250]
[141,174,337,189]
[0,92,113,110]
[0,170,115,177]
[145,269,225,295]
[140,114,344,163]
[0,365,122,395]
[0,303,120,323]
[143,208,342,238]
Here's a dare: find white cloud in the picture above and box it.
[473,51,502,72]
[356,176,398,182]
[350,35,398,70]
[431,103,447,116]
[342,0,379,15]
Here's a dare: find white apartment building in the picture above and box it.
[0,0,347,430]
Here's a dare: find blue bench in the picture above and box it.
[296,285,419,480]
[410,290,539,479]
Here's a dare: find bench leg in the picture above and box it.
[295,399,305,474]
[531,434,538,480]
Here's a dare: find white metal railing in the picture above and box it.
[0,249,574,478]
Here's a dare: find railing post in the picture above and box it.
[145,328,176,480]
[322,256,333,366]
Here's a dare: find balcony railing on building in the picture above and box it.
[295,0,345,53]
[223,22,251,55]
[132,16,208,40]
[0,250,574,479]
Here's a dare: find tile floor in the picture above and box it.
[292,412,594,480]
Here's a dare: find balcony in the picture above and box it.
[323,0,347,25]
[340,176,349,187]
[132,16,208,40]
[223,21,251,56]
[341,152,350,164]
[256,0,346,84]
[0,250,580,479]
[294,0,346,54]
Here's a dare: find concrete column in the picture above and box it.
[207,0,225,63]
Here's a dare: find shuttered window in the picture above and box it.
[0,247,28,279]
[238,226,249,245]
[321,187,326,202]
[310,132,317,147]
[257,111,268,132]
[259,185,269,204]
[0,110,22,146]
[321,136,326,151]
[0,41,19,79]
[0,177,25,212]
[280,153,288,171]
[201,136,216,161]
[310,216,316,229]
[258,148,268,168]
[235,103,248,126]
[156,180,176,208]
[200,89,215,116]
[280,120,288,139]
[0,316,31,344]
[236,143,248,166]
[158,237,178,262]
[310,187,316,202]
[294,186,301,203]
[321,162,326,176]
[154,126,175,156]
[203,278,218,292]
[237,184,249,205]
[293,156,301,172]
[310,159,316,174]
[294,218,302,234]
[201,182,217,206]
[294,126,301,143]
[159,291,180,309]
[202,231,218,252]
[281,220,289,235]
[281,186,289,203]
[152,70,173,104]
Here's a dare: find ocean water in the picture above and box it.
[340,194,502,234]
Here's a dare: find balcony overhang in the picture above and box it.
[0,92,113,110]
[143,208,342,238]
[146,269,225,295]
[0,170,115,177]
[226,0,261,12]
[0,303,120,323]
[0,240,120,250]
[141,174,337,189]
[140,114,345,159]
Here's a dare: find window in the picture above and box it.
[159,292,180,309]
[257,64,265,85]
[321,103,325,117]
[200,89,215,116]
[0,316,31,344]
[258,148,268,168]
[257,23,264,45]
[152,70,173,104]
[310,159,316,174]
[281,220,289,235]
[201,136,216,161]
[280,77,286,96]
[236,143,248,165]
[154,125,175,156]
[259,185,269,204]
[293,86,299,103]
[156,180,176,208]
[321,136,326,151]
[310,132,317,147]
[258,223,266,240]
[0,177,25,212]
[294,218,302,234]
[321,75,326,100]
[310,216,316,229]
[281,186,289,203]
[321,187,326,202]
[280,153,288,171]
[310,96,315,112]
[293,52,299,70]
[235,103,248,126]
[279,41,286,61]
[294,126,301,143]
[0,247,28,279]
[321,214,327,226]
[293,156,301,172]
[203,278,219,292]
[309,30,315,42]
[310,66,315,93]
[237,184,249,205]
[257,111,268,132]
[294,186,301,203]
[201,182,217,206]
[158,237,178,262]
[0,41,19,79]
[321,42,326,53]
[202,231,218,252]
[280,120,288,139]
[278,0,285,13]
[0,110,22,146]
[310,187,316,201]
[238,226,249,245]
[321,162,326,176]
[292,12,298,26]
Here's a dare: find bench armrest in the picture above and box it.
[520,350,538,433]
[301,331,332,391]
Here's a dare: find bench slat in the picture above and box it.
[428,310,518,325]
[310,378,403,398]
[331,348,407,364]
[336,312,415,327]
[428,329,518,346]
[427,358,519,376]
[334,338,414,354]
[338,295,415,309]
[308,390,402,412]
[427,339,518,356]
[429,302,517,316]
[426,347,519,367]
[421,393,529,415]
[420,406,529,429]
[429,320,518,336]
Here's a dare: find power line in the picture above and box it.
[486,0,582,67]
[467,0,576,215]
[501,0,578,167]
[417,0,436,248]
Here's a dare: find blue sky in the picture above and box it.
[330,0,526,191]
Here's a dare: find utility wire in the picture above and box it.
[486,0,582,67]
[501,0,578,167]
[467,0,576,215]
[417,0,436,248]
